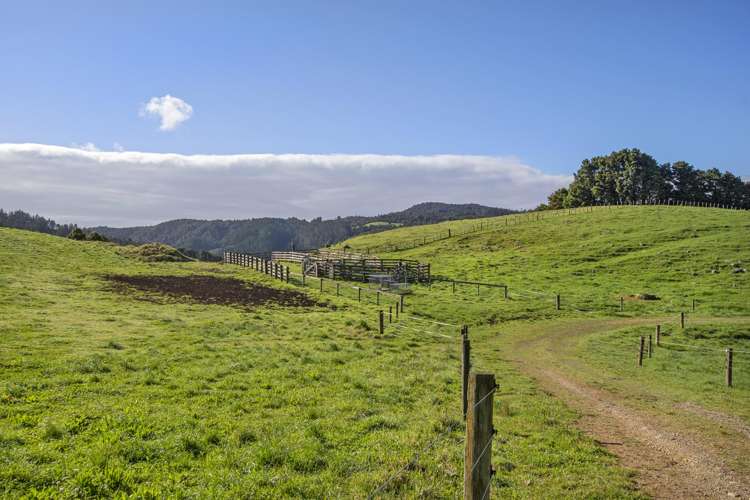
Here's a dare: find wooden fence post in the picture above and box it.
[379,310,384,335]
[620,297,624,312]
[462,330,471,419]
[726,348,733,387]
[465,372,495,500]
[555,294,561,310]
[638,336,645,366]
[453,281,456,294]
[680,312,685,329]
[504,286,508,300]
[286,266,290,283]
[336,283,340,296]
[648,334,652,358]
[656,324,661,346]
[395,302,400,319]
[358,287,361,302]
[377,291,380,305]
[389,305,392,323]
[319,277,323,292]
[692,299,696,312]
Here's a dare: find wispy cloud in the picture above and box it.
[70,142,100,152]
[140,95,193,131]
[0,143,571,226]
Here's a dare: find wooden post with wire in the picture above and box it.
[726,348,733,387]
[388,305,392,323]
[377,291,380,305]
[692,299,696,312]
[462,326,470,419]
[638,336,645,366]
[465,372,496,500]
[656,324,661,346]
[680,312,685,329]
[555,294,561,310]
[378,310,384,335]
[395,301,400,319]
[648,334,652,358]
[504,285,508,299]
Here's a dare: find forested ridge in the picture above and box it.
[0,203,512,255]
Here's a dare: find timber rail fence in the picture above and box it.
[271,251,431,284]
[223,251,405,307]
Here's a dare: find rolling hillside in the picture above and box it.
[1,205,748,498]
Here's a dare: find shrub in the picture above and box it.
[67,228,87,240]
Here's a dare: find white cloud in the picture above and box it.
[140,95,193,131]
[70,142,99,152]
[0,143,571,226]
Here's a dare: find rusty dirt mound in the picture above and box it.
[106,274,324,308]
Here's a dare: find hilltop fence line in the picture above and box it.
[355,199,748,255]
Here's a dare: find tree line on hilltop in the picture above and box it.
[0,210,110,242]
[539,149,750,210]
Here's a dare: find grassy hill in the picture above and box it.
[339,206,749,324]
[1,205,748,497]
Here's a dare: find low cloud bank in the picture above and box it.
[0,143,571,227]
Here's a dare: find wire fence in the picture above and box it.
[221,204,748,496]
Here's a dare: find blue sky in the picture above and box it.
[0,1,748,225]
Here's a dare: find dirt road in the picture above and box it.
[506,318,750,499]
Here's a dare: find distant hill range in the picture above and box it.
[91,203,514,255]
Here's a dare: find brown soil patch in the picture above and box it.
[106,274,324,308]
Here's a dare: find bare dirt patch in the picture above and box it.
[105,274,324,308]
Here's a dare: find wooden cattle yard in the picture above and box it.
[271,250,431,284]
